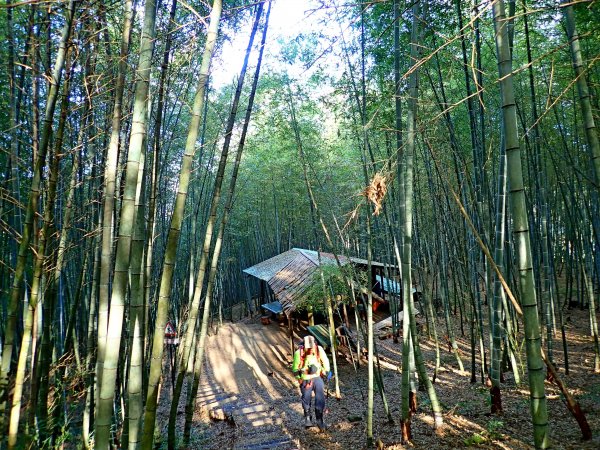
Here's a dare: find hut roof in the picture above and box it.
[242,249,300,281]
[243,248,384,315]
[348,256,387,268]
[268,252,317,314]
[242,248,351,281]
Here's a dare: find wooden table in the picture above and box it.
[261,301,283,316]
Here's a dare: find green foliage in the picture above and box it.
[228,70,365,253]
[294,264,359,313]
[486,419,505,441]
[463,433,486,447]
[278,33,323,68]
[462,419,505,446]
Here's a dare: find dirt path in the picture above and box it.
[200,320,345,449]
[193,312,600,450]
[202,320,306,449]
[205,320,296,402]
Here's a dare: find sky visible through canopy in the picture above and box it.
[212,0,344,89]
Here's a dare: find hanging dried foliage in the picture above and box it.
[363,172,387,215]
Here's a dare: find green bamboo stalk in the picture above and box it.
[492,1,549,446]
[490,137,508,413]
[0,1,76,429]
[96,0,133,400]
[582,267,600,372]
[5,0,24,244]
[563,1,600,187]
[95,0,157,446]
[181,19,271,432]
[127,148,149,449]
[521,0,554,368]
[362,217,374,447]
[36,52,79,445]
[180,2,271,446]
[393,0,403,342]
[83,239,100,449]
[287,83,343,400]
[8,126,63,449]
[141,1,179,389]
[400,2,420,442]
[179,4,265,445]
[140,2,223,447]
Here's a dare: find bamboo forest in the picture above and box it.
[1,0,600,448]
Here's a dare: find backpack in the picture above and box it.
[297,341,320,369]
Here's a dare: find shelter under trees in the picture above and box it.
[243,247,397,314]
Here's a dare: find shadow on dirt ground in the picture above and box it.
[176,309,600,449]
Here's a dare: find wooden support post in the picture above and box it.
[289,312,294,359]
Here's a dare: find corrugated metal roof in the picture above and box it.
[242,248,351,281]
[243,248,388,314]
[349,256,387,268]
[242,249,300,281]
[268,252,317,315]
[296,249,351,266]
[374,274,419,295]
[375,274,400,294]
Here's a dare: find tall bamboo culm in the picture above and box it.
[400,1,420,443]
[96,0,133,409]
[562,2,600,187]
[0,0,76,434]
[141,2,224,448]
[95,0,158,446]
[492,1,549,447]
[180,4,263,446]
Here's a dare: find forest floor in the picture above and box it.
[161,307,600,449]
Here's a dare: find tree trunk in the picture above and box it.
[95,0,157,446]
[492,1,549,447]
[96,0,134,402]
[141,1,224,447]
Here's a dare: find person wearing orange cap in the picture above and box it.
[292,335,330,430]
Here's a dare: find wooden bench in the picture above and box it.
[261,301,283,315]
[373,309,420,332]
[261,301,284,325]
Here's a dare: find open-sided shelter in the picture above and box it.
[243,248,395,316]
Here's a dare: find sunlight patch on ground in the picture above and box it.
[206,322,290,400]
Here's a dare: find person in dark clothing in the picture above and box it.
[291,335,330,430]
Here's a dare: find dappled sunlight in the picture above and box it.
[194,307,600,449]
[206,321,294,400]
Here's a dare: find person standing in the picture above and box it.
[292,335,331,430]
